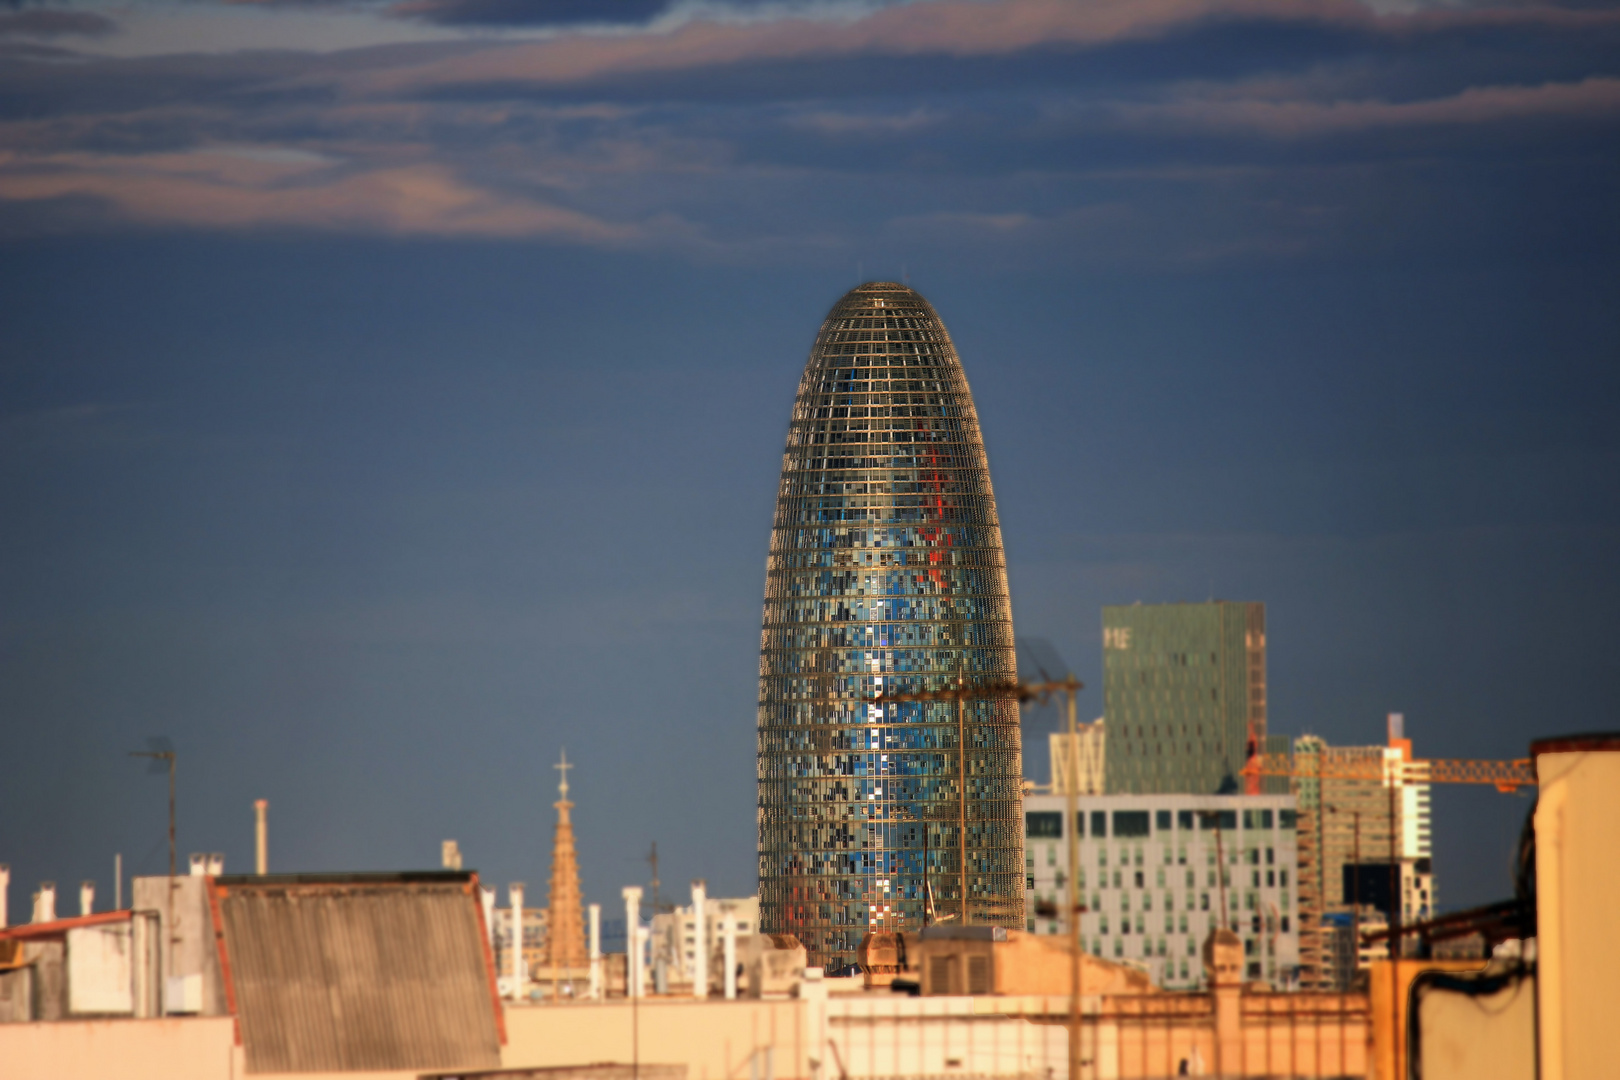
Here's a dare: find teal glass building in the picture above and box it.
[1102,601,1269,794]
[757,283,1023,967]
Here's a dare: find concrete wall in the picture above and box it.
[0,989,1371,1080]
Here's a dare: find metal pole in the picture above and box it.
[957,676,969,926]
[1066,686,1081,1080]
[1352,812,1360,986]
[168,757,176,879]
[1389,766,1400,1078]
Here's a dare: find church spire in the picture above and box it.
[543,750,588,973]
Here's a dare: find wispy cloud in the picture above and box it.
[0,0,1613,254]
[0,10,119,38]
[0,148,644,240]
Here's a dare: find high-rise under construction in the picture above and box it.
[756,282,1022,967]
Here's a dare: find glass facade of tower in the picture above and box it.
[1102,601,1267,794]
[758,282,1022,967]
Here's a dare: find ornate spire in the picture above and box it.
[543,750,588,971]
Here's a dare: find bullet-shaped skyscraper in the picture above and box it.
[757,282,1022,967]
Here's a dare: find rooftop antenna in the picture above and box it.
[128,737,177,978]
[646,842,661,913]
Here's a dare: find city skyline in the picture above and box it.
[2,0,1611,928]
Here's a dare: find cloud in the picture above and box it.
[0,0,1614,257]
[0,147,644,240]
[390,0,673,27]
[340,0,1620,97]
[1123,75,1620,136]
[0,10,118,38]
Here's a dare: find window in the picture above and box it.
[1091,811,1108,837]
[1248,849,1260,866]
[1200,893,1210,911]
[1165,893,1175,911]
[1156,810,1172,831]
[1266,847,1274,865]
[1114,811,1150,838]
[1100,915,1109,934]
[1156,868,1165,887]
[1266,870,1275,887]
[1076,812,1087,837]
[929,956,957,994]
[1252,870,1260,888]
[1178,846,1187,866]
[1078,869,1087,889]
[1026,811,1062,838]
[1135,847,1145,867]
[1242,810,1257,829]
[1280,870,1288,886]
[1178,810,1195,830]
[967,954,991,995]
[1281,915,1290,932]
[1279,810,1297,829]
[1185,869,1195,887]
[1135,871,1145,888]
[1200,810,1237,831]
[1099,848,1108,866]
[1143,892,1153,911]
[1260,809,1274,829]
[1179,914,1188,933]
[1163,846,1173,865]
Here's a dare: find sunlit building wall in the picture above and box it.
[757,282,1022,967]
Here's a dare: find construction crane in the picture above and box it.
[1237,729,1536,1054]
[1240,744,1536,794]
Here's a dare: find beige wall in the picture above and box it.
[504,997,809,1080]
[1535,745,1620,1080]
[0,989,1371,1080]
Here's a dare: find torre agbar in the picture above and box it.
[758,282,1023,967]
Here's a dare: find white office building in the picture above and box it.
[1023,793,1300,989]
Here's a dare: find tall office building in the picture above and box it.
[1102,601,1267,794]
[758,282,1022,967]
[1292,715,1437,987]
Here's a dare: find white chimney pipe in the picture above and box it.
[34,881,56,923]
[723,913,738,1000]
[254,800,269,875]
[508,883,526,996]
[80,880,95,917]
[588,903,602,1000]
[188,853,206,877]
[480,885,496,953]
[441,840,462,870]
[622,886,643,999]
[691,880,707,999]
[207,854,224,876]
[0,864,9,929]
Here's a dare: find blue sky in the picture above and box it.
[1,0,1616,918]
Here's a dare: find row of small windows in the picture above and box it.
[1025,808,1296,838]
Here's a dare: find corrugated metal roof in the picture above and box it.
[214,875,502,1074]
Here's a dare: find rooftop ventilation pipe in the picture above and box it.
[80,880,95,916]
[33,881,56,923]
[254,800,268,875]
